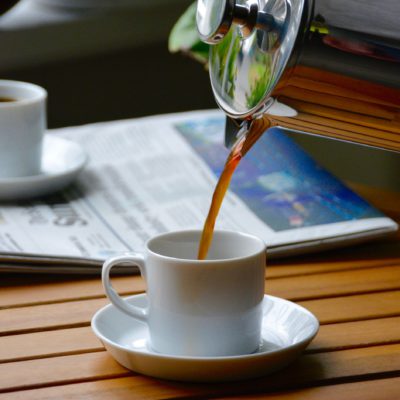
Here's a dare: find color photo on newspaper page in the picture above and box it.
[175,118,383,231]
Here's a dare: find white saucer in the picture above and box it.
[0,135,87,201]
[92,294,319,382]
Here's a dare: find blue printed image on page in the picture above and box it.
[175,117,382,232]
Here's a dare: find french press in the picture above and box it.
[196,0,400,152]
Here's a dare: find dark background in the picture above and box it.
[2,44,215,128]
[0,1,215,128]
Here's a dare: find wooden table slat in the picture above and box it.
[298,290,400,324]
[0,327,102,363]
[309,316,400,352]
[1,376,399,400]
[0,276,145,310]
[2,316,400,365]
[0,352,130,394]
[2,262,400,312]
[216,376,400,400]
[267,264,400,301]
[0,297,109,336]
[1,343,399,395]
[266,258,400,279]
[2,290,400,337]
[2,258,399,309]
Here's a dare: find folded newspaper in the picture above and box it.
[0,110,397,273]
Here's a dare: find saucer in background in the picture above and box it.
[0,134,87,201]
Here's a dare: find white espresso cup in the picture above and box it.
[0,80,47,178]
[102,230,266,357]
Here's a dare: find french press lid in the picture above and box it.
[197,0,305,119]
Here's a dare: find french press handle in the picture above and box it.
[196,0,280,44]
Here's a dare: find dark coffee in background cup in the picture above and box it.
[0,97,16,102]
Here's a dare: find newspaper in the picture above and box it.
[0,110,397,273]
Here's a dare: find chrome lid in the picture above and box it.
[197,0,305,119]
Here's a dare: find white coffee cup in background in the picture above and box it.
[0,80,47,178]
[102,230,266,357]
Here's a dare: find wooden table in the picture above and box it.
[0,185,399,399]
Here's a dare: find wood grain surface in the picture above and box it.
[0,241,399,398]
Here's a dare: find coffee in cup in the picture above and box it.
[0,97,16,102]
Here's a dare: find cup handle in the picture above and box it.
[102,253,148,323]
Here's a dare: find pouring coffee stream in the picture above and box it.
[196,0,400,259]
[197,117,271,259]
